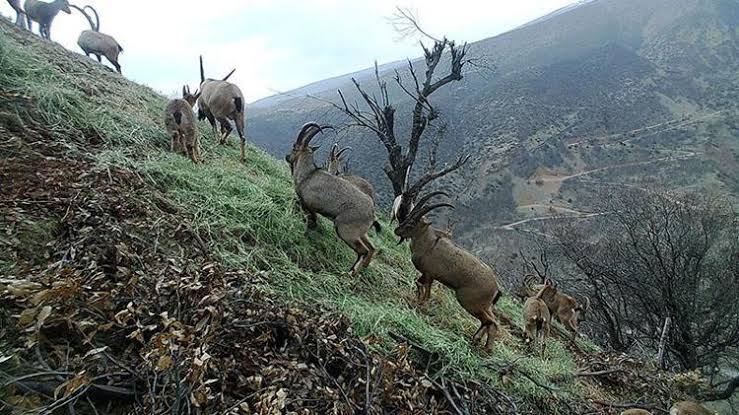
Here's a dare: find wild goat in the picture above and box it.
[23,0,70,40]
[72,5,123,73]
[670,401,715,415]
[523,284,551,354]
[197,56,246,162]
[285,123,380,276]
[6,0,26,28]
[620,409,653,415]
[164,86,201,163]
[394,192,501,351]
[325,144,375,201]
[529,280,590,341]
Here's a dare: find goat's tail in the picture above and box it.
[234,97,243,113]
[535,315,544,332]
[173,111,183,125]
[372,220,382,233]
[492,290,503,306]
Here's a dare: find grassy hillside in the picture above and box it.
[0,18,688,414]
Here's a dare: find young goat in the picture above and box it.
[620,409,653,415]
[197,56,246,162]
[286,123,380,276]
[6,0,26,28]
[23,0,70,40]
[164,86,201,163]
[533,282,590,341]
[394,192,501,352]
[670,401,715,415]
[325,144,376,202]
[523,284,551,354]
[72,5,123,73]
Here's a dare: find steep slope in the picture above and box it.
[248,0,739,263]
[0,17,707,414]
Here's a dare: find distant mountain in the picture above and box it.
[248,0,739,260]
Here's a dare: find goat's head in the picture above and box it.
[56,0,71,14]
[394,191,454,243]
[182,85,200,107]
[285,123,331,171]
[326,143,351,174]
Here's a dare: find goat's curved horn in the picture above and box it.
[296,123,321,145]
[413,191,450,212]
[336,147,352,158]
[329,143,339,158]
[402,203,455,227]
[302,124,333,146]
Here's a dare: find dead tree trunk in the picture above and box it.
[656,316,671,370]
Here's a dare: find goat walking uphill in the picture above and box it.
[521,276,590,341]
[197,56,246,162]
[523,284,551,354]
[72,5,124,73]
[326,144,376,202]
[164,86,201,163]
[286,123,380,276]
[395,192,501,352]
[6,0,26,28]
[23,0,70,40]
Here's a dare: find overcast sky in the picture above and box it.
[1,0,575,102]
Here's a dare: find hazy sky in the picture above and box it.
[1,0,575,102]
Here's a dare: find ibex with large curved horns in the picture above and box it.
[286,123,380,276]
[6,0,27,28]
[71,4,123,73]
[325,144,375,202]
[197,56,246,162]
[23,0,70,40]
[394,190,502,351]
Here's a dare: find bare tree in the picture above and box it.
[555,189,739,371]
[332,14,470,207]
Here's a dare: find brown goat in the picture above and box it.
[197,56,246,162]
[523,285,551,354]
[395,192,501,351]
[164,86,201,163]
[6,0,26,28]
[532,282,589,341]
[670,401,715,415]
[24,0,70,40]
[325,144,376,202]
[286,123,380,276]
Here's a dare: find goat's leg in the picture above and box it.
[359,235,375,269]
[336,226,369,276]
[482,310,499,352]
[235,115,246,163]
[298,199,317,230]
[217,118,232,145]
[26,16,32,32]
[170,132,179,152]
[415,274,433,305]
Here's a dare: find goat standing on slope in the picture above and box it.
[197,56,247,162]
[6,0,26,28]
[394,192,502,352]
[72,5,124,73]
[164,86,201,163]
[23,0,70,40]
[325,144,376,202]
[523,284,551,355]
[285,123,380,276]
[523,277,589,341]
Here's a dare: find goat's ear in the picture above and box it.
[182,86,187,97]
[194,89,201,101]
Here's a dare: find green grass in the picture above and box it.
[0,20,597,411]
